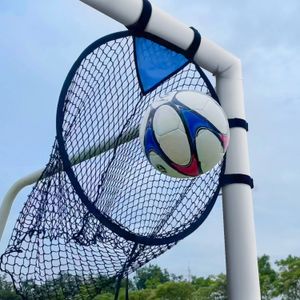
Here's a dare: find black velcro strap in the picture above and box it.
[228,118,249,131]
[221,174,254,189]
[126,0,152,33]
[185,27,201,60]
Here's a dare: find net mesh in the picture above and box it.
[1,31,224,299]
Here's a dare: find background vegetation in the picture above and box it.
[0,255,299,299]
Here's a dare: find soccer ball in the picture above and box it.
[139,90,230,178]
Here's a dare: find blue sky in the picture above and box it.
[0,0,299,279]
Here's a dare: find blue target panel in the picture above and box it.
[134,36,189,94]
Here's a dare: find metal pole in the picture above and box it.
[216,74,261,299]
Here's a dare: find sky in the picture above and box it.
[0,0,299,280]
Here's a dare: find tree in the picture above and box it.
[274,255,300,299]
[191,276,215,299]
[93,275,116,294]
[120,288,155,300]
[209,274,227,300]
[191,274,227,300]
[93,292,114,300]
[155,281,195,300]
[74,284,95,300]
[0,275,21,300]
[258,255,277,300]
[50,272,82,299]
[134,265,170,289]
[3,254,300,299]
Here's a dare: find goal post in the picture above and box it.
[79,0,261,298]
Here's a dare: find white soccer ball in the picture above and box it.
[139,90,230,178]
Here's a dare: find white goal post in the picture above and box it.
[0,1,261,299]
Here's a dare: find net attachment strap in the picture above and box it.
[126,0,201,60]
[228,118,249,131]
[221,174,254,189]
[222,118,252,188]
[186,27,201,60]
[126,0,152,33]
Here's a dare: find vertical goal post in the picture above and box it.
[0,0,261,299]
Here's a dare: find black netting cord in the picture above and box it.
[0,31,224,300]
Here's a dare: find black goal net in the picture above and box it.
[0,31,224,300]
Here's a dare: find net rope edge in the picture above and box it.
[56,30,225,245]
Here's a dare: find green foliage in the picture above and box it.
[129,288,156,300]
[209,274,227,300]
[155,281,195,300]
[93,292,114,300]
[74,284,94,300]
[0,275,21,300]
[134,264,170,289]
[191,276,215,299]
[191,274,227,300]
[274,255,300,300]
[258,255,277,300]
[94,275,116,294]
[1,255,300,300]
